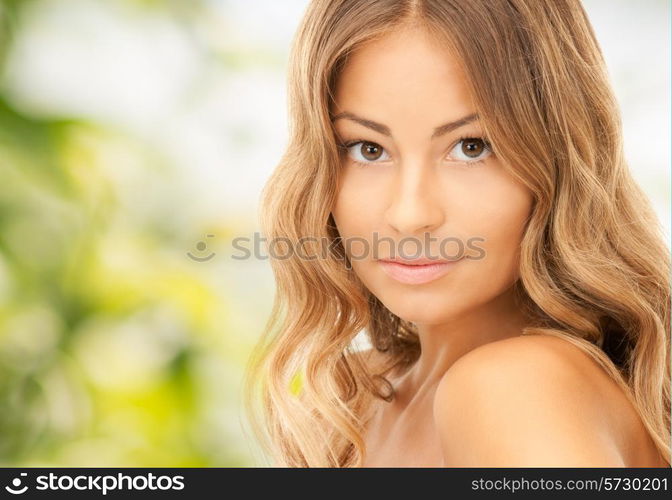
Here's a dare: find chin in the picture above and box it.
[378,294,464,326]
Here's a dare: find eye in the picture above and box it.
[339,140,391,165]
[448,137,492,163]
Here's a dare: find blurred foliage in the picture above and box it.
[0,0,262,466]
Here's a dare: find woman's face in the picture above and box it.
[330,25,534,325]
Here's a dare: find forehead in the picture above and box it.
[332,25,476,124]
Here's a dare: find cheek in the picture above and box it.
[458,175,533,283]
[331,169,387,241]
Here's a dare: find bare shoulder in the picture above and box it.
[432,334,646,466]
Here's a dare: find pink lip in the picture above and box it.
[378,258,461,285]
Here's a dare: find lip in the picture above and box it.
[378,257,462,285]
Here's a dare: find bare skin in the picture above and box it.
[330,24,667,467]
[361,336,666,467]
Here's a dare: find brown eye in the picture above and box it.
[449,137,492,164]
[341,140,391,165]
[461,138,486,158]
[360,142,383,161]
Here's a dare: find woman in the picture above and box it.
[244,0,671,467]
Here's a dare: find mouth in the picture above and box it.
[378,257,462,285]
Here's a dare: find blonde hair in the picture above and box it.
[243,0,671,467]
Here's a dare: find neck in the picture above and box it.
[392,281,532,406]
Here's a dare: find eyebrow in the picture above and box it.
[331,111,480,139]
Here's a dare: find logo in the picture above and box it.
[187,234,216,262]
[5,473,28,495]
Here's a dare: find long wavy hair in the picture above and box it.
[243,0,671,467]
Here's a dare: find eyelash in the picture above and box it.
[337,136,493,168]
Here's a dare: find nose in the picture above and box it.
[384,161,445,236]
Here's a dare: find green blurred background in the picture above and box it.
[0,0,668,467]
